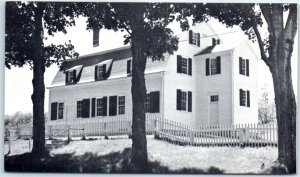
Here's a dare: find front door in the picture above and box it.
[209,95,219,125]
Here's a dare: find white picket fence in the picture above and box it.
[154,118,278,147]
[45,115,278,147]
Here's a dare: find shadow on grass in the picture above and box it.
[5,148,224,174]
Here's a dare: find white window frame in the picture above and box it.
[58,103,64,119]
[118,96,125,115]
[145,93,151,113]
[210,58,218,75]
[77,100,83,118]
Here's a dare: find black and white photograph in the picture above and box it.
[3,1,298,174]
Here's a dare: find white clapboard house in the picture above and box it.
[48,23,258,127]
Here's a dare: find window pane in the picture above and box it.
[241,59,246,75]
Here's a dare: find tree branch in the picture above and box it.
[284,4,297,40]
[259,4,274,35]
[253,25,271,67]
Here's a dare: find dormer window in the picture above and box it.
[95,64,106,80]
[189,30,200,47]
[65,65,83,85]
[94,59,113,81]
[212,38,221,46]
[66,70,76,84]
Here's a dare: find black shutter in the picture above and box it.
[197,33,200,47]
[127,60,131,75]
[72,70,76,83]
[189,30,193,44]
[91,98,96,117]
[188,91,192,112]
[82,99,90,118]
[176,89,182,110]
[109,96,117,116]
[216,56,221,74]
[206,58,210,76]
[239,57,242,74]
[95,65,98,80]
[65,71,69,84]
[188,58,192,76]
[247,90,250,107]
[246,59,249,76]
[212,38,216,46]
[93,29,99,47]
[102,97,107,116]
[150,91,160,113]
[177,55,182,73]
[239,89,243,106]
[51,102,58,120]
[102,64,107,78]
[217,39,220,44]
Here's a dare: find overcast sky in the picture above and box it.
[4,14,298,115]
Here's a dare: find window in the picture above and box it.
[58,103,64,119]
[176,90,192,112]
[240,89,250,107]
[239,57,249,76]
[177,55,192,76]
[210,58,218,75]
[189,30,200,47]
[95,64,106,80]
[96,98,103,116]
[212,38,221,45]
[96,97,107,116]
[145,93,150,113]
[144,91,160,113]
[77,101,83,118]
[66,70,76,84]
[181,91,187,111]
[127,60,132,75]
[206,57,221,76]
[93,29,99,47]
[118,96,125,115]
[210,95,219,102]
[181,58,187,74]
[51,102,64,120]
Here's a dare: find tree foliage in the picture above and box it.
[258,87,276,124]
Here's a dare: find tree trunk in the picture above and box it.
[269,30,296,174]
[129,5,149,172]
[31,7,47,157]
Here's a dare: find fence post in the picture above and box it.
[154,119,159,139]
[190,128,194,145]
[104,122,108,139]
[67,125,71,143]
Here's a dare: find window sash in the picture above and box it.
[96,98,103,116]
[210,58,217,75]
[145,93,151,113]
[77,101,82,118]
[97,66,104,79]
[69,70,74,82]
[210,95,219,102]
[58,103,64,119]
[181,58,188,74]
[241,59,246,75]
[118,96,125,115]
[181,91,187,111]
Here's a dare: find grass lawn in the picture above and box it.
[4,136,280,174]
